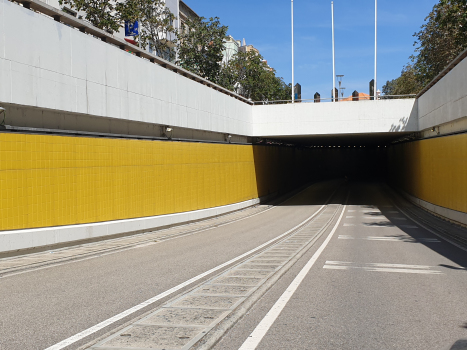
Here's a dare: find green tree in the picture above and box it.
[176,17,228,83]
[412,0,467,86]
[118,0,177,61]
[382,64,422,96]
[222,50,291,102]
[384,0,467,94]
[59,0,120,33]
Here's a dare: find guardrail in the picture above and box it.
[252,94,417,105]
[8,0,254,105]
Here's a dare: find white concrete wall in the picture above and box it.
[0,0,252,136]
[418,56,467,131]
[251,99,418,137]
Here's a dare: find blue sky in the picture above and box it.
[186,0,437,100]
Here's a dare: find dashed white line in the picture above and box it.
[338,235,440,242]
[323,261,442,274]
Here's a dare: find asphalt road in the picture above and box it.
[213,182,467,350]
[0,180,340,350]
[3,180,467,350]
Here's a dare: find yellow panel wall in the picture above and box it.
[0,133,315,231]
[388,133,467,214]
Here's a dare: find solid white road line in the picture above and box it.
[45,206,331,350]
[238,205,347,350]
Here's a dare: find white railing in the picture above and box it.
[252,94,417,105]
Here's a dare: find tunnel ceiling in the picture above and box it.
[257,132,414,147]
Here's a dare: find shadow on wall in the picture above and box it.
[389,100,418,132]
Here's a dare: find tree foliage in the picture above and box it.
[412,0,467,86]
[385,0,467,94]
[176,17,228,83]
[59,0,120,33]
[382,64,422,96]
[221,51,291,102]
[118,0,177,61]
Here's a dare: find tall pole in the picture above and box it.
[331,1,335,102]
[374,0,377,101]
[291,0,295,104]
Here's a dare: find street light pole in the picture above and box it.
[331,1,335,102]
[291,0,295,104]
[374,0,377,101]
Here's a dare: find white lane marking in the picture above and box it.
[323,265,442,274]
[338,236,440,242]
[346,216,355,218]
[343,223,355,227]
[348,210,356,212]
[325,261,439,269]
[44,204,332,350]
[238,206,347,350]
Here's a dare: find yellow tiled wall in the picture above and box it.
[388,133,467,214]
[0,133,314,231]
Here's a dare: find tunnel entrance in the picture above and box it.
[254,132,411,185]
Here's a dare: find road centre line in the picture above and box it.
[44,187,343,350]
[238,205,347,350]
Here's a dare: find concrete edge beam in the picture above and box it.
[0,198,261,254]
[398,189,467,227]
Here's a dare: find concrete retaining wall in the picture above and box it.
[0,0,252,137]
[418,54,467,131]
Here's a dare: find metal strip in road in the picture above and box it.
[238,204,347,350]
[44,194,338,350]
[90,206,341,350]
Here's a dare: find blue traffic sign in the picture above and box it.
[125,21,139,36]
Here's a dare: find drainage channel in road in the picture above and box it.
[88,204,342,350]
[0,204,273,278]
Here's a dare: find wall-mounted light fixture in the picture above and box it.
[0,107,5,126]
[161,126,173,139]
